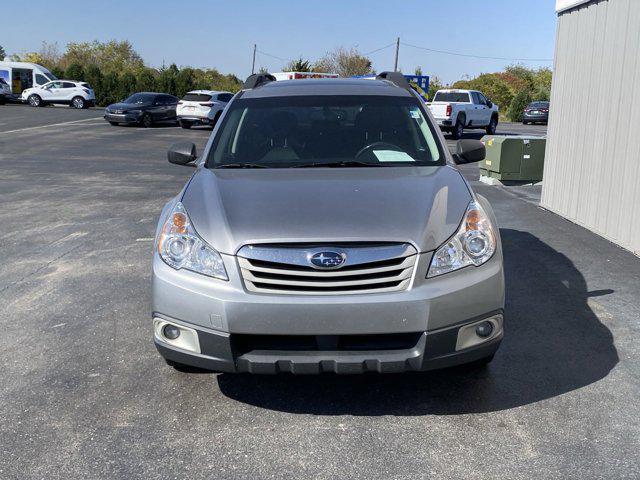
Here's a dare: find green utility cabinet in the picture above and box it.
[479,135,546,182]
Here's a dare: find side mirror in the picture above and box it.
[486,100,493,108]
[168,142,197,167]
[453,139,485,164]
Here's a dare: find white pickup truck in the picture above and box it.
[427,89,499,139]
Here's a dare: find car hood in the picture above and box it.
[181,166,472,254]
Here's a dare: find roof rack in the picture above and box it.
[376,71,411,91]
[243,73,276,90]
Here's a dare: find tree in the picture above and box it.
[118,72,138,99]
[427,76,443,100]
[136,68,157,92]
[0,45,5,60]
[176,68,196,97]
[313,47,374,77]
[84,65,103,96]
[51,67,65,79]
[507,89,532,122]
[65,63,85,81]
[99,72,120,105]
[453,73,513,112]
[414,66,423,76]
[532,67,552,100]
[20,52,46,65]
[157,63,179,96]
[61,40,144,74]
[284,57,312,72]
[34,41,62,70]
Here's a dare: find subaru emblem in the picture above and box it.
[308,251,346,270]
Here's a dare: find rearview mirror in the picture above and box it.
[453,139,485,164]
[168,142,197,167]
[486,99,493,108]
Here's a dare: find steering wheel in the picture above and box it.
[355,142,404,160]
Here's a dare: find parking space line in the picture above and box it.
[0,117,105,135]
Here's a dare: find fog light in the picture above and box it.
[163,324,181,340]
[475,321,494,338]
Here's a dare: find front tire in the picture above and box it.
[451,116,465,139]
[28,94,42,107]
[179,120,192,129]
[486,115,498,135]
[108,121,119,126]
[140,113,153,128]
[71,96,86,109]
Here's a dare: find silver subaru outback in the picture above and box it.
[152,72,504,374]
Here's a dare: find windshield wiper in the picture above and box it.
[214,163,267,169]
[291,160,374,168]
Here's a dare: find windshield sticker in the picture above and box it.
[410,109,421,119]
[373,150,416,162]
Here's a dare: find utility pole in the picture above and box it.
[394,37,400,72]
[251,44,257,74]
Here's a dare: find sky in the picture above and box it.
[1,0,558,84]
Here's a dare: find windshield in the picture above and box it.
[528,102,549,108]
[433,91,470,103]
[40,67,57,81]
[123,93,155,104]
[207,95,443,168]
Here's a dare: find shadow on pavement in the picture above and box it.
[218,229,618,415]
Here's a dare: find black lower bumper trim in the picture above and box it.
[155,312,504,374]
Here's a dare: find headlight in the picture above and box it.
[157,202,228,280]
[427,200,496,278]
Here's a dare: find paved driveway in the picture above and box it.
[0,106,637,479]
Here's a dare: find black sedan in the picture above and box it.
[104,93,179,127]
[523,101,549,125]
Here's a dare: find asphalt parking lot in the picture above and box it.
[1,104,638,479]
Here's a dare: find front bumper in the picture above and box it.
[155,313,503,373]
[104,112,142,124]
[152,243,505,373]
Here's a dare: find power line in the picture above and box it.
[362,42,396,56]
[401,42,553,62]
[256,49,293,63]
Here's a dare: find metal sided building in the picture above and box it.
[542,0,640,255]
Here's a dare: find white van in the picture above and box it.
[0,61,58,100]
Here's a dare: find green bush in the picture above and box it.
[84,65,103,93]
[51,66,65,79]
[136,69,157,92]
[100,73,119,106]
[64,63,85,81]
[507,90,532,122]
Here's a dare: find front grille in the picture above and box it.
[233,332,423,354]
[237,243,417,295]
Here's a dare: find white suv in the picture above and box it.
[176,90,233,128]
[21,80,95,109]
